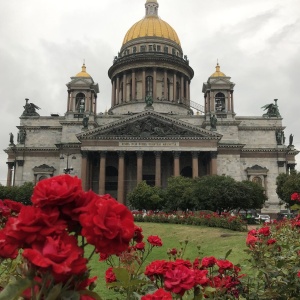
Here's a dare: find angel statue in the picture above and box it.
[261,99,281,118]
[22,98,41,116]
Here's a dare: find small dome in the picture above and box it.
[75,64,91,78]
[123,16,181,46]
[210,63,226,77]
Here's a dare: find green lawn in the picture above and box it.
[88,222,253,299]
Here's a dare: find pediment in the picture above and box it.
[77,111,222,140]
[66,77,94,87]
[210,77,232,85]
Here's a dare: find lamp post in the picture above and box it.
[60,153,76,174]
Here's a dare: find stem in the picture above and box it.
[88,247,96,262]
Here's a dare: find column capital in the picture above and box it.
[192,151,199,158]
[99,151,107,158]
[173,151,181,158]
[6,162,15,168]
[154,151,162,157]
[136,151,144,158]
[117,151,125,158]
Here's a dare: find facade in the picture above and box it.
[5,0,298,214]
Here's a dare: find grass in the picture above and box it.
[88,222,253,299]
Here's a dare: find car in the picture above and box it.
[255,214,271,223]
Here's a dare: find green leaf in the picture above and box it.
[45,282,62,300]
[0,277,32,300]
[225,249,232,260]
[79,289,103,300]
[60,290,80,300]
[113,267,130,285]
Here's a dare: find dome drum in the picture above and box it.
[108,52,193,79]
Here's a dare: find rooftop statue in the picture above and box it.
[22,98,40,116]
[262,99,281,118]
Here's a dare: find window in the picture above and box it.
[133,46,136,53]
[75,93,85,112]
[215,92,225,112]
[140,45,146,52]
[172,48,176,55]
[157,45,161,52]
[149,45,153,51]
[164,46,168,53]
[146,76,153,97]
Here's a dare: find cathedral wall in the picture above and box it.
[240,157,282,213]
[217,154,241,181]
[216,125,239,142]
[239,130,277,147]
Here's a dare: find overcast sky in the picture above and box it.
[0,0,299,185]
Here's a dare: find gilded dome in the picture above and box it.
[75,63,91,78]
[210,63,226,77]
[122,17,180,46]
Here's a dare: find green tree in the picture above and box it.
[276,170,300,208]
[163,176,196,211]
[0,182,34,205]
[127,181,162,210]
[236,180,267,211]
[193,175,267,212]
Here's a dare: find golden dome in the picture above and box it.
[210,63,226,77]
[122,16,181,46]
[75,63,91,78]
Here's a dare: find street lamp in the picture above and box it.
[60,153,76,174]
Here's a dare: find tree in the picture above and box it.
[127,181,163,211]
[0,182,34,205]
[276,171,300,208]
[163,176,196,211]
[193,175,267,212]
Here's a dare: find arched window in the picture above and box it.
[146,76,153,97]
[215,92,225,112]
[75,93,85,112]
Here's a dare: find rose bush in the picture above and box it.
[3,174,300,299]
[0,175,135,300]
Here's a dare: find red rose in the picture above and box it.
[164,264,195,296]
[141,288,172,300]
[79,192,134,255]
[216,259,234,270]
[4,206,67,246]
[0,200,12,217]
[169,248,177,256]
[147,235,163,247]
[201,256,217,268]
[105,267,117,283]
[291,193,300,201]
[2,199,24,214]
[194,269,209,286]
[31,174,84,208]
[145,260,168,277]
[0,230,19,259]
[133,225,144,243]
[267,238,276,245]
[22,232,87,283]
[135,242,145,251]
[258,226,270,237]
[246,234,260,247]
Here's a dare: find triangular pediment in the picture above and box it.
[77,111,222,140]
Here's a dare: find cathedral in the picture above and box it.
[5,0,298,214]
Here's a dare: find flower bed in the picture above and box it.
[133,211,247,232]
[1,175,300,299]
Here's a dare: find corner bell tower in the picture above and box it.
[202,63,235,120]
[66,64,99,117]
